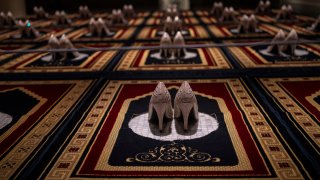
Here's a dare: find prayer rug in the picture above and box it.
[0,43,122,73]
[0,44,36,66]
[33,17,89,29]
[65,27,137,41]
[111,17,145,26]
[256,14,315,24]
[0,80,93,179]
[196,10,240,24]
[226,40,320,68]
[114,42,231,71]
[199,16,219,24]
[137,25,209,40]
[42,79,310,179]
[207,23,274,38]
[135,12,151,18]
[258,77,320,155]
[152,11,194,17]
[0,26,73,43]
[195,10,212,17]
[146,16,199,25]
[196,10,241,19]
[273,23,320,36]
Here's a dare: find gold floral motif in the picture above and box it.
[126,142,220,163]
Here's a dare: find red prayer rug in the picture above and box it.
[114,42,232,71]
[0,80,93,179]
[42,79,310,179]
[0,43,122,73]
[259,77,320,154]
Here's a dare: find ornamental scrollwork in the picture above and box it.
[126,142,220,163]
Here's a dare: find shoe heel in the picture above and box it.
[178,102,194,131]
[290,44,296,56]
[152,103,167,131]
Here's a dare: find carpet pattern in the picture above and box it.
[208,24,276,38]
[137,25,208,39]
[0,8,319,179]
[227,42,320,68]
[152,11,194,17]
[0,43,122,73]
[70,27,137,41]
[0,80,93,178]
[43,79,309,179]
[115,42,231,71]
[0,27,73,43]
[259,77,320,154]
[146,16,199,25]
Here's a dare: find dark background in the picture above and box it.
[25,0,283,13]
[24,0,319,17]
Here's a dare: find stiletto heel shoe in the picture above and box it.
[89,18,97,36]
[281,29,298,56]
[173,31,186,59]
[248,14,257,33]
[97,18,113,36]
[160,32,172,59]
[266,29,285,56]
[48,34,60,61]
[164,16,174,35]
[59,34,80,59]
[148,82,173,131]
[174,81,199,131]
[237,15,249,33]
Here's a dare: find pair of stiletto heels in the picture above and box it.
[160,31,187,59]
[89,18,113,37]
[236,14,257,34]
[48,34,80,61]
[17,20,41,38]
[266,29,298,56]
[148,81,199,132]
